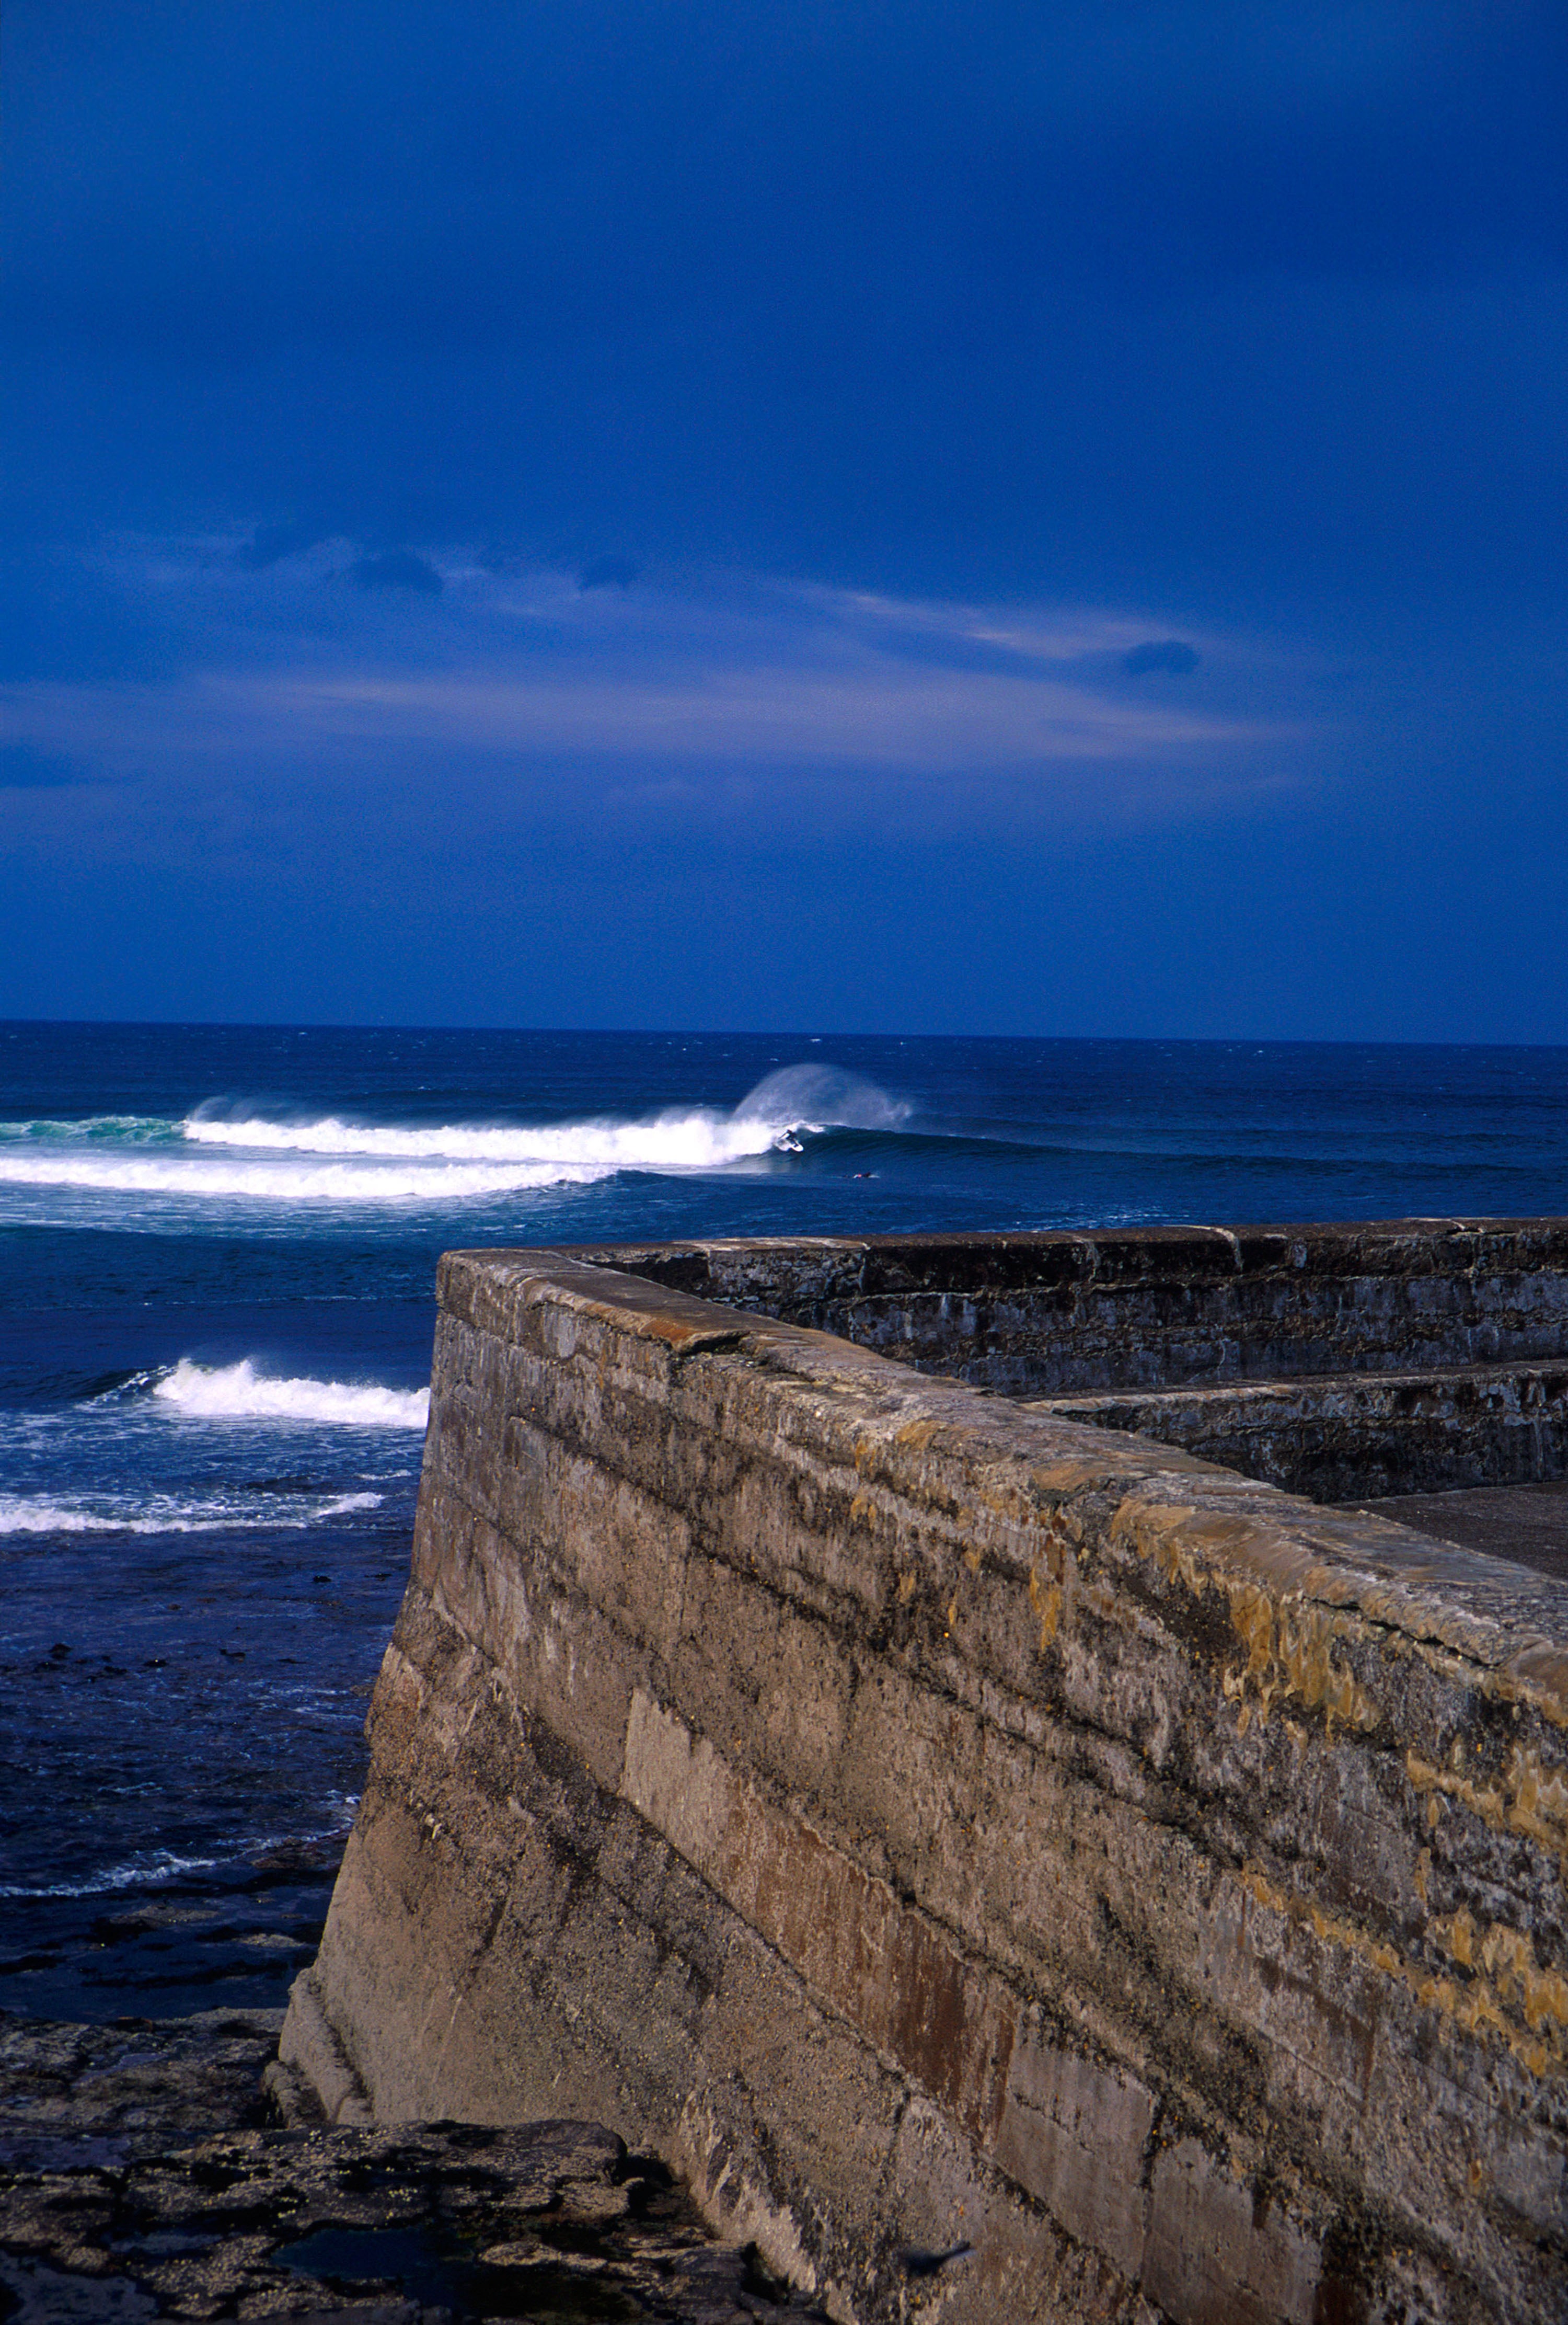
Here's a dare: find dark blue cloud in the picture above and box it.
[1124,641,1201,675]
[0,742,82,788]
[351,549,443,594]
[5,4,1565,608]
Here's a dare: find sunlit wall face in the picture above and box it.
[3,3,1566,1037]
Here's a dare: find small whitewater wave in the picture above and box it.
[0,1849,225,1901]
[0,1486,384,1537]
[0,1810,359,1899]
[152,1359,430,1428]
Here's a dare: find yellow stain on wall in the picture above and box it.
[1206,1571,1377,1736]
[1405,1744,1568,1860]
[1240,1864,1563,2078]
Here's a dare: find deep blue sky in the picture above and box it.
[3,3,1565,1037]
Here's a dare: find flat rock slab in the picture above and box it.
[0,2014,827,2322]
[1364,1478,1568,1582]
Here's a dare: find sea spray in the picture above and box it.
[152,1358,430,1428]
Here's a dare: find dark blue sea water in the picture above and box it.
[4,1022,1567,2020]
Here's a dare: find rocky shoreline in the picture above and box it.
[0,2010,829,2321]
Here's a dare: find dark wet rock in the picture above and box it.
[0,2010,284,2167]
[0,2014,827,2320]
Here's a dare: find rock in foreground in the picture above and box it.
[0,2011,825,2322]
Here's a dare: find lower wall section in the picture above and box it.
[283,1249,1568,2324]
[300,1616,1148,2322]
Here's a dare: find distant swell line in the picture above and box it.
[0,1064,910,1202]
[181,1108,791,1168]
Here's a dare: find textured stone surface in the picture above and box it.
[564,1221,1568,1396]
[1365,1482,1568,1584]
[283,1244,1568,2324]
[570,1227,1568,1504]
[0,2010,284,2169]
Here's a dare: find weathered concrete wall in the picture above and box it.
[284,1246,1568,2324]
[570,1221,1568,1398]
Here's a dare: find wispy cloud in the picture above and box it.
[243,662,1256,769]
[0,538,1306,844]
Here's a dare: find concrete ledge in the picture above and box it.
[285,1241,1568,2322]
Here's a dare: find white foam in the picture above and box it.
[0,1811,359,1898]
[0,1150,605,1200]
[152,1359,430,1428]
[0,1486,385,1536]
[0,1496,153,1536]
[181,1105,789,1170]
[0,1851,224,1900]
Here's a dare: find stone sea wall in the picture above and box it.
[283,1239,1568,2323]
[565,1222,1568,1496]
[572,1219,1568,1396]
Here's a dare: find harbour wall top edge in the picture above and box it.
[433,1243,1568,1709]
[443,1217,1568,1403]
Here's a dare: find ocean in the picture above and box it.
[4,1021,1567,2022]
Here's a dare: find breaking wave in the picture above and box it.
[0,1149,604,1200]
[151,1358,430,1428]
[0,1064,908,1207]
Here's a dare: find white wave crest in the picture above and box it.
[182,1104,789,1170]
[182,1067,907,1167]
[0,1850,224,1900]
[152,1358,430,1428]
[0,1150,605,1200]
[0,1064,908,1205]
[0,1487,384,1537]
